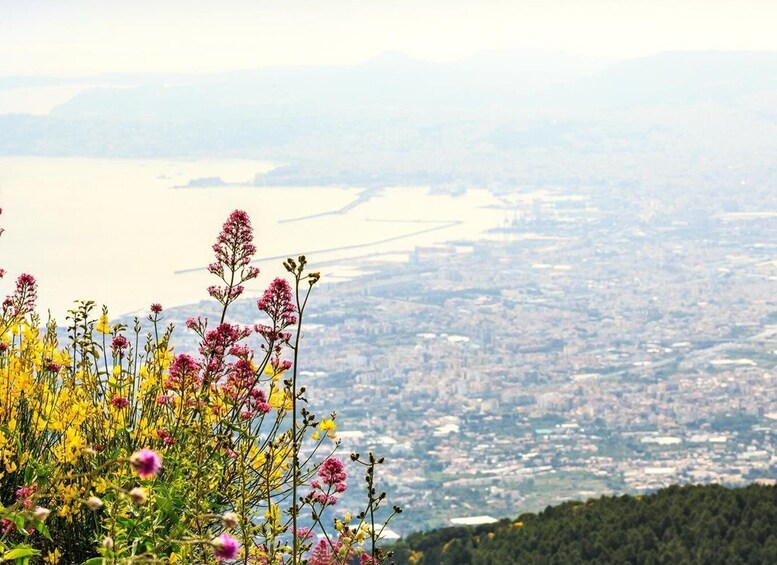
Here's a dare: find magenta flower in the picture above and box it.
[111,396,129,409]
[211,532,240,561]
[165,353,201,390]
[257,278,297,326]
[309,540,342,565]
[129,449,162,480]
[309,458,348,506]
[3,273,37,317]
[208,210,260,308]
[199,323,251,378]
[318,457,347,486]
[111,335,129,354]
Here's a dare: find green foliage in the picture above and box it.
[392,483,777,565]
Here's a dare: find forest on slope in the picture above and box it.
[390,483,777,565]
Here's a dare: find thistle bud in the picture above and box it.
[129,487,148,505]
[222,511,240,530]
[33,506,51,522]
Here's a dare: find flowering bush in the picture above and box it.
[0,208,400,564]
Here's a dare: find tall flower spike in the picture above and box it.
[4,273,37,318]
[255,278,297,345]
[208,211,260,319]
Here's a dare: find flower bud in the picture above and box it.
[221,511,240,530]
[129,487,148,505]
[85,496,104,511]
[33,506,50,522]
[102,536,114,550]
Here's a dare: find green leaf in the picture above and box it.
[33,519,52,541]
[23,465,34,485]
[81,558,107,565]
[3,546,40,560]
[11,514,25,530]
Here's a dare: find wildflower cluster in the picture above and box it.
[0,209,399,564]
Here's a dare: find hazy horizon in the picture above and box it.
[3,0,777,76]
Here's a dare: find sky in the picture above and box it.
[2,0,777,76]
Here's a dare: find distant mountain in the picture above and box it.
[23,50,777,120]
[40,50,594,121]
[390,483,777,565]
[556,51,777,109]
[1,50,776,188]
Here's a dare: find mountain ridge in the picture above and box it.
[390,482,777,564]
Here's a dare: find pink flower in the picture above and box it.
[309,458,348,506]
[165,353,201,390]
[3,273,37,317]
[308,540,342,565]
[318,457,347,486]
[208,210,260,306]
[16,484,37,508]
[200,323,250,378]
[257,278,296,322]
[111,335,129,353]
[129,449,162,479]
[111,396,129,409]
[211,532,240,561]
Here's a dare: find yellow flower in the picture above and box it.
[269,388,293,411]
[355,523,370,544]
[319,418,337,439]
[265,504,283,534]
[54,427,87,464]
[93,477,110,494]
[44,548,62,564]
[55,349,72,367]
[96,313,111,335]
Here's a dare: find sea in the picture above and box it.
[0,156,518,322]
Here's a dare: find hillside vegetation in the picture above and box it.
[391,484,777,565]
